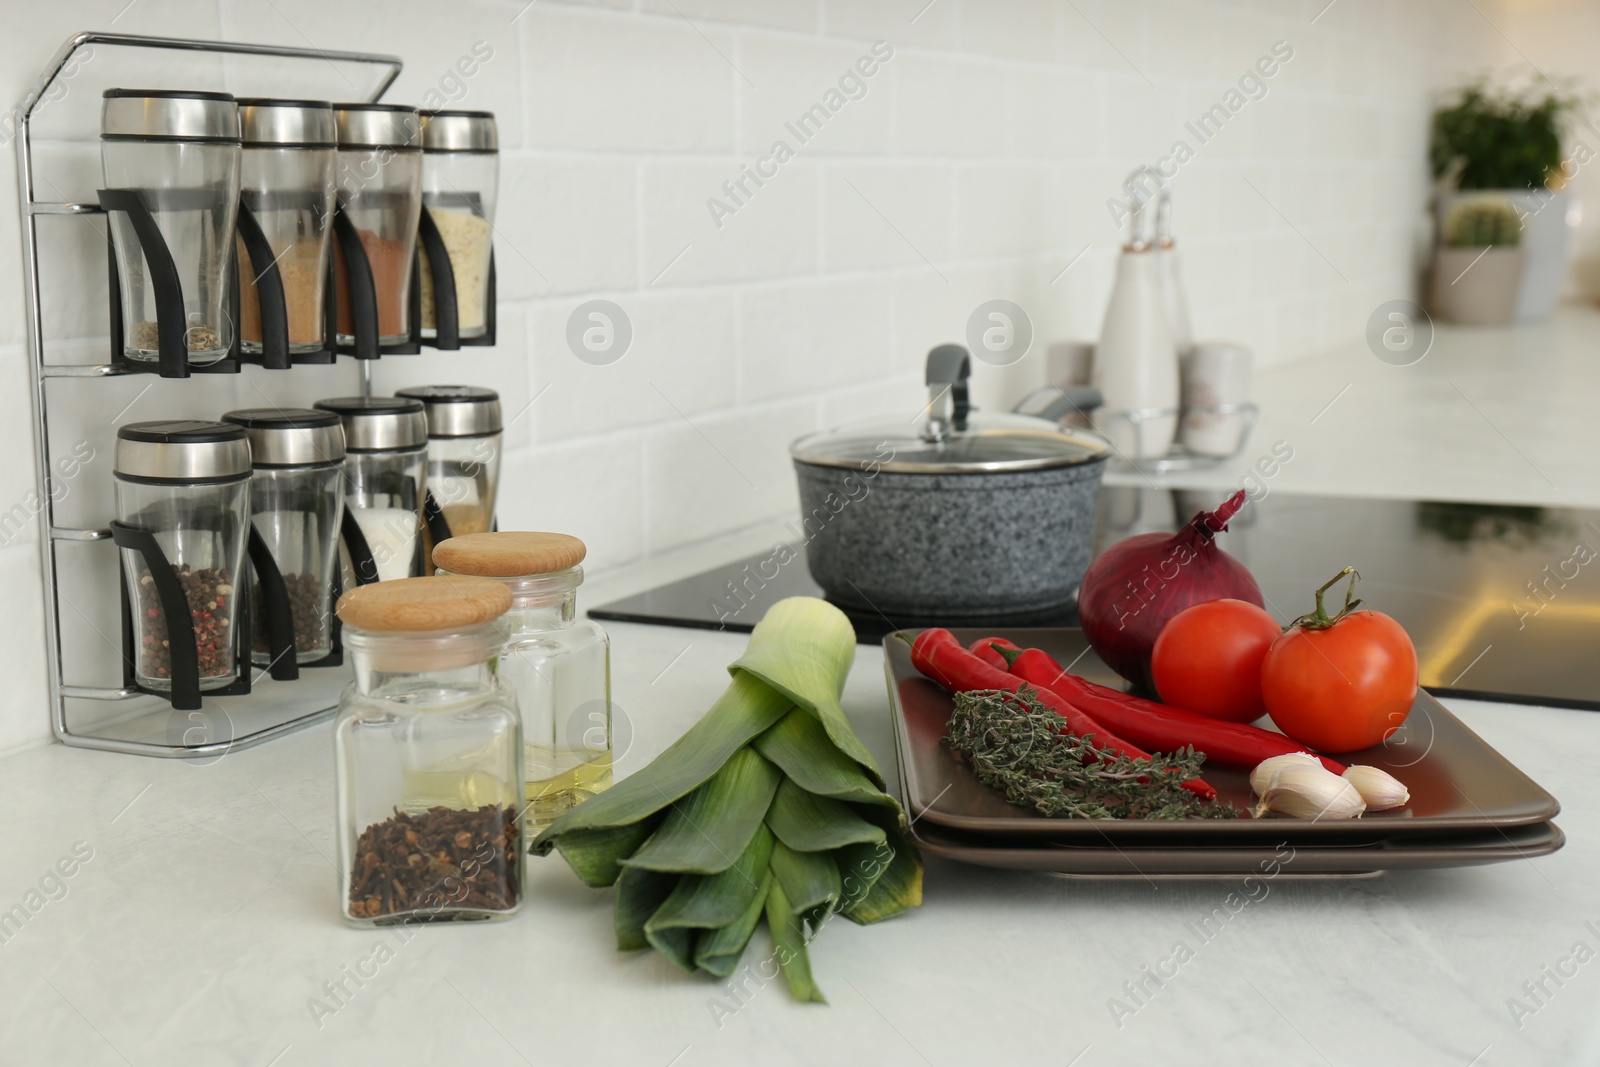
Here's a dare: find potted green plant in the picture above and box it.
[1430,81,1581,323]
[1430,196,1526,326]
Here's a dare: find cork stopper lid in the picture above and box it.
[337,575,511,632]
[433,532,587,578]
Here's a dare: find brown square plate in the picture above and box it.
[885,628,1560,842]
[905,816,1565,876]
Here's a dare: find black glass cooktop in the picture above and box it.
[591,487,1600,710]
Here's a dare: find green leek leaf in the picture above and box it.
[765,876,826,1004]
[645,825,774,964]
[694,870,772,979]
[765,778,886,853]
[769,841,841,916]
[615,866,677,952]
[622,748,781,874]
[753,707,901,817]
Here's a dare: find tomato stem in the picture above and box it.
[1290,566,1365,631]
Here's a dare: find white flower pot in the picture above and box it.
[1436,189,1572,323]
[1431,246,1527,326]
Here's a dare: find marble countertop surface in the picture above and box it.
[5,313,1600,1066]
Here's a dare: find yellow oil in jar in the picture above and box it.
[524,747,614,828]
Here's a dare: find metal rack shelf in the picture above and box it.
[18,32,403,757]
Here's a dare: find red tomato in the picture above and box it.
[1151,599,1281,723]
[1261,609,1418,752]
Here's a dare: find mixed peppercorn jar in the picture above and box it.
[221,407,345,665]
[334,575,524,926]
[113,420,252,692]
[433,532,612,828]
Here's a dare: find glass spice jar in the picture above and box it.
[417,110,497,340]
[332,104,422,345]
[334,575,524,926]
[236,99,337,355]
[433,532,612,829]
[314,397,428,585]
[221,408,346,665]
[395,385,502,561]
[100,89,241,364]
[114,420,252,692]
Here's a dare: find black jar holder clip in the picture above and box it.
[99,188,241,379]
[318,199,501,361]
[233,196,338,369]
[110,522,289,710]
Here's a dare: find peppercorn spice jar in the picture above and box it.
[332,104,422,345]
[114,421,252,692]
[417,110,497,341]
[395,385,501,558]
[236,99,337,356]
[221,408,345,665]
[334,575,524,926]
[433,532,611,828]
[315,396,428,585]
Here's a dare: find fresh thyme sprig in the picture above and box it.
[945,687,1239,820]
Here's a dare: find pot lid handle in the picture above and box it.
[924,343,972,443]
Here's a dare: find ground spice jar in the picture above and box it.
[334,575,523,926]
[332,104,422,345]
[221,408,346,664]
[236,99,336,355]
[114,421,252,692]
[433,533,612,829]
[396,385,501,561]
[417,110,497,339]
[315,396,428,585]
[101,90,241,364]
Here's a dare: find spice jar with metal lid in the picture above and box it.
[334,575,524,926]
[235,99,337,356]
[433,532,611,828]
[332,104,422,345]
[221,408,345,665]
[100,89,241,364]
[417,110,497,340]
[114,420,252,692]
[396,385,501,557]
[315,396,428,585]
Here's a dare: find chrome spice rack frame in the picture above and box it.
[17,32,403,757]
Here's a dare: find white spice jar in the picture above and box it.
[417,110,497,341]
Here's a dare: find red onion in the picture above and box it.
[1078,490,1263,689]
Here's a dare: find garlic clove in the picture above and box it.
[1252,762,1366,820]
[1342,765,1410,811]
[1248,752,1322,796]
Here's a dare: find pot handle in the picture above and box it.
[1014,384,1103,423]
[925,343,972,441]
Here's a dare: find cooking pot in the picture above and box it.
[790,344,1111,618]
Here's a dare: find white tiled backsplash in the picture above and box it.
[0,0,1544,751]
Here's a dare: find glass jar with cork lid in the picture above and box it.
[432,532,612,828]
[334,575,524,926]
[396,385,501,559]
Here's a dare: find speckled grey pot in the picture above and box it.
[794,458,1108,618]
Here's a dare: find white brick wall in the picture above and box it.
[0,0,1540,751]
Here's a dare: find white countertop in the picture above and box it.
[5,314,1600,1066]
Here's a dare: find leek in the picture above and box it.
[533,596,922,1001]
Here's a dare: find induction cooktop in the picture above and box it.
[590,487,1600,710]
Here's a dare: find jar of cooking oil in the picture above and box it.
[433,532,612,828]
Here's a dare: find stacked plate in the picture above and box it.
[884,628,1563,877]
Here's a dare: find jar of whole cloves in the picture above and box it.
[334,575,524,926]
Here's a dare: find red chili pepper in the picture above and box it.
[910,629,1216,798]
[980,638,1345,775]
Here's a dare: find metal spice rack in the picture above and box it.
[17,32,488,757]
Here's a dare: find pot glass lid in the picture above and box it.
[791,411,1111,474]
